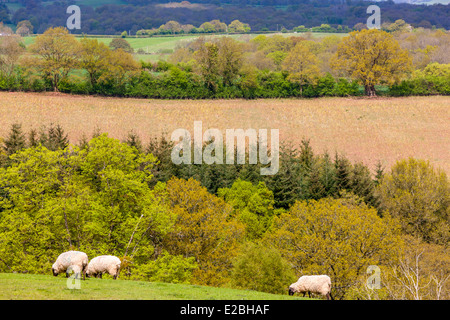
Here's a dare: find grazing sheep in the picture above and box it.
[52,251,89,280]
[288,275,332,300]
[86,255,121,279]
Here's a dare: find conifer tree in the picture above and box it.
[320,152,337,197]
[3,123,26,156]
[28,129,39,148]
[124,130,143,154]
[334,152,353,192]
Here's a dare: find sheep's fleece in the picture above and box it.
[87,255,121,279]
[52,251,88,278]
[289,275,332,299]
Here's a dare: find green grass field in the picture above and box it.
[0,273,309,300]
[22,32,348,62]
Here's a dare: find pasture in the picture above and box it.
[22,32,348,62]
[0,273,307,300]
[1,92,448,175]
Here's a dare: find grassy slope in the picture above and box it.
[0,273,307,300]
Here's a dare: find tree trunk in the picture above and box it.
[53,74,59,92]
[365,84,376,97]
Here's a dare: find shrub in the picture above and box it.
[231,242,296,294]
[131,252,198,284]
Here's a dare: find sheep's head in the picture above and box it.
[51,264,59,276]
[288,286,295,296]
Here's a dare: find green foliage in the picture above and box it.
[231,242,297,294]
[162,177,245,286]
[312,24,336,33]
[0,134,174,275]
[131,251,198,284]
[390,63,450,96]
[218,179,275,240]
[3,27,448,98]
[0,124,448,297]
[109,38,133,53]
[376,158,449,245]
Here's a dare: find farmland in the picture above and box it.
[1,92,448,175]
[1,23,449,300]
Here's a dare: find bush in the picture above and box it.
[389,63,450,96]
[231,242,296,294]
[131,252,198,284]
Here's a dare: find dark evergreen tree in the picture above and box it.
[374,160,385,186]
[124,130,144,154]
[351,162,376,208]
[334,152,353,192]
[3,123,26,156]
[299,138,314,170]
[320,151,337,197]
[47,124,69,151]
[28,129,39,148]
[265,143,304,209]
[307,158,326,200]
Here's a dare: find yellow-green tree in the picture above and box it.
[162,177,245,286]
[331,29,412,96]
[376,158,449,245]
[264,197,403,299]
[282,41,321,92]
[78,38,111,86]
[218,179,275,240]
[28,27,80,91]
[98,48,140,88]
[216,37,244,86]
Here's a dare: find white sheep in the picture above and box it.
[52,250,89,280]
[288,275,332,300]
[86,255,121,280]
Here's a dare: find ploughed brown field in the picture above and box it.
[1,92,449,175]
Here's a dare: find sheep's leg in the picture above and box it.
[308,292,311,298]
[302,292,306,297]
[82,265,87,280]
[326,293,331,300]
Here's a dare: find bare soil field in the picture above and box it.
[0,92,448,174]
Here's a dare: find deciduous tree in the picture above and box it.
[264,197,403,299]
[282,41,321,92]
[376,158,449,245]
[331,29,412,96]
[162,177,245,286]
[28,27,80,91]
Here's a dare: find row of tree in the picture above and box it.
[0,123,448,299]
[136,19,251,36]
[0,25,448,97]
